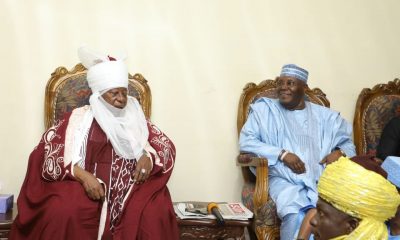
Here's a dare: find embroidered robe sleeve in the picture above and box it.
[146,121,175,176]
[41,114,74,181]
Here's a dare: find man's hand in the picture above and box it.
[320,150,343,165]
[282,152,306,174]
[74,165,105,201]
[132,153,152,184]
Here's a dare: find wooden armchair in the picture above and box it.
[44,63,151,128]
[353,78,400,156]
[236,78,330,240]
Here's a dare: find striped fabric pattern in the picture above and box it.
[280,64,309,83]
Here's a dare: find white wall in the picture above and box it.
[0,0,399,202]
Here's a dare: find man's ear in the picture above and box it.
[301,82,307,94]
[346,217,359,233]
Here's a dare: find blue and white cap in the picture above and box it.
[381,156,400,188]
[280,64,309,83]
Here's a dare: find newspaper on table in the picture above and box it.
[174,202,253,220]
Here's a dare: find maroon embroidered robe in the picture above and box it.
[10,110,179,240]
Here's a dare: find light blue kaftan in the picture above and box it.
[388,225,400,240]
[239,98,355,239]
[389,232,400,240]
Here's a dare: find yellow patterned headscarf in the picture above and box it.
[318,157,400,240]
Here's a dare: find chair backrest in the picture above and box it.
[353,78,400,155]
[237,78,330,182]
[44,63,151,129]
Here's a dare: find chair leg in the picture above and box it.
[253,162,280,239]
[247,225,257,240]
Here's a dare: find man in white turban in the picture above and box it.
[11,47,179,240]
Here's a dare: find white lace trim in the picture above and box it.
[64,106,93,175]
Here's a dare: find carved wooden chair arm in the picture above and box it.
[237,152,269,234]
[237,152,268,167]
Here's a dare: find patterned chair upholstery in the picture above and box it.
[353,78,400,156]
[237,78,330,240]
[44,63,151,128]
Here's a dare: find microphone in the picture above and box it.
[207,202,225,226]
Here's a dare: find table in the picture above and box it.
[177,218,250,240]
[1,204,251,240]
[0,204,16,240]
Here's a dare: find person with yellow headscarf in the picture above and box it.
[310,156,400,240]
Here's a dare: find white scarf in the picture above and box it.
[90,92,148,159]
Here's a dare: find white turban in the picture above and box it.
[87,61,128,92]
[77,46,149,160]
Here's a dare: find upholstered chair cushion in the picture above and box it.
[241,183,280,226]
[363,95,400,155]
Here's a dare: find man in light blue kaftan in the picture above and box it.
[239,64,356,240]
